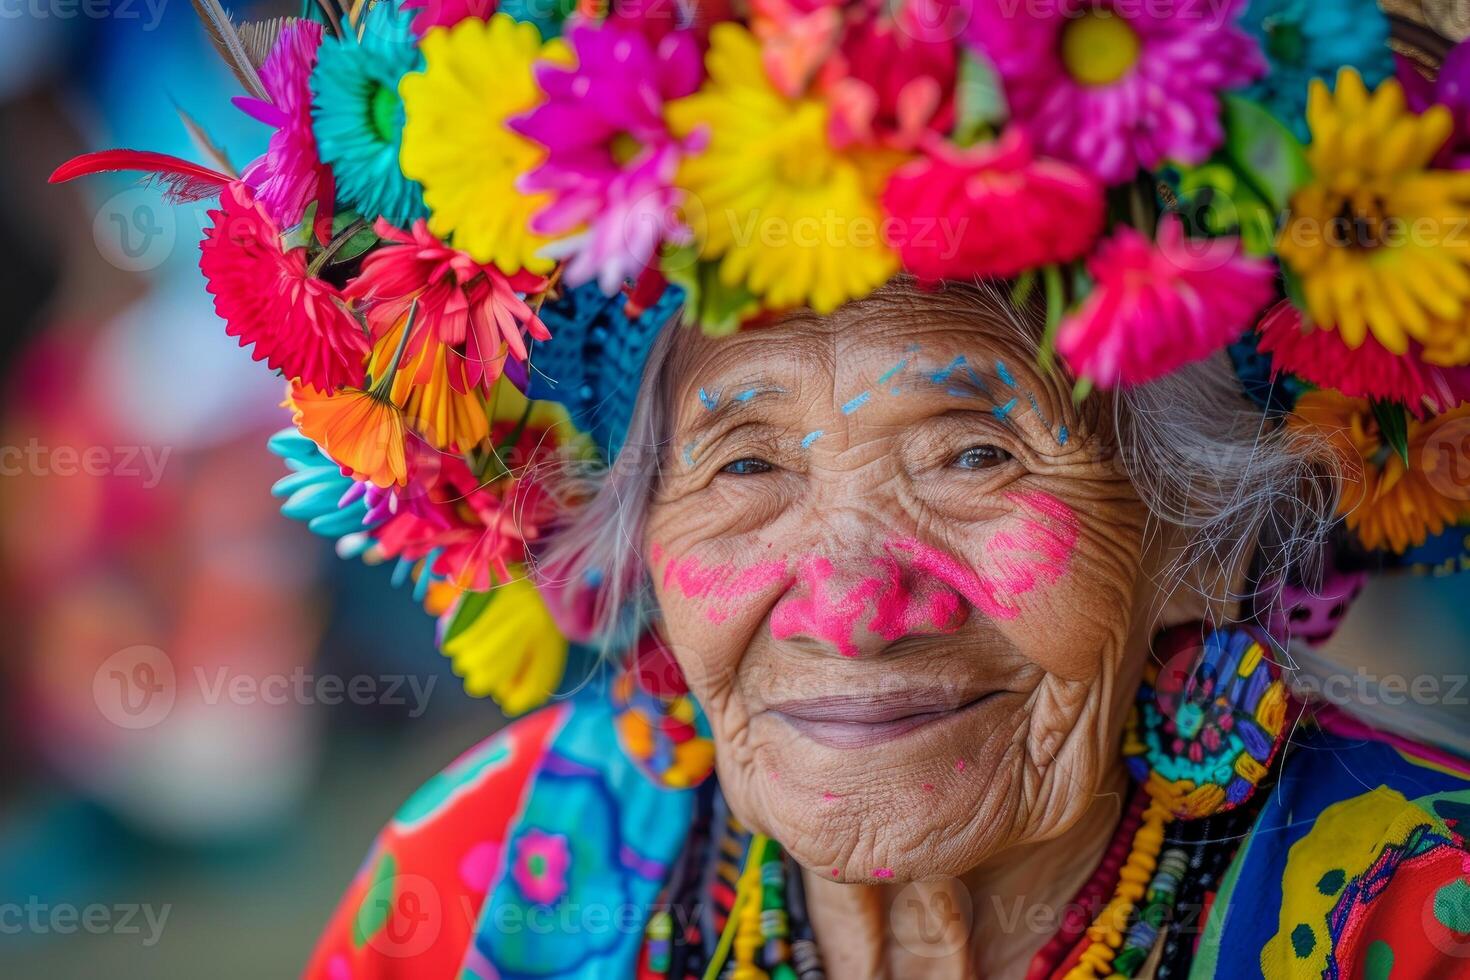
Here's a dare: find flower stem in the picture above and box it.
[369,299,417,399]
[1037,264,1066,374]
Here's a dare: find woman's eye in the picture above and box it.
[721,457,773,475]
[952,445,1012,470]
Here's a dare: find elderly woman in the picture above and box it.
[53,0,1470,976]
[290,278,1470,980]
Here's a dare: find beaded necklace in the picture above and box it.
[630,623,1284,979]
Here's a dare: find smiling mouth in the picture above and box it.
[766,690,995,749]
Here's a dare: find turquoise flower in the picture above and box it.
[309,0,427,227]
[1238,0,1394,141]
[268,427,375,548]
[499,0,576,40]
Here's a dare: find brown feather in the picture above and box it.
[188,0,270,102]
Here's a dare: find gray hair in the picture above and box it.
[534,279,1340,657]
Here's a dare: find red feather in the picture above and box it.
[49,149,232,204]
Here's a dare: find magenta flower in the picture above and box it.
[1057,214,1276,388]
[236,21,334,238]
[511,829,571,905]
[1399,45,1470,170]
[965,0,1265,184]
[511,21,704,294]
[400,0,493,37]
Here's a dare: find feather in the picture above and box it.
[189,0,271,102]
[238,17,296,68]
[174,103,239,179]
[49,150,233,205]
[311,0,344,39]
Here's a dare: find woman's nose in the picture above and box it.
[768,551,970,657]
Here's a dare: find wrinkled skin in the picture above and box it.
[643,285,1202,974]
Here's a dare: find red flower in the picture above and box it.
[345,219,550,394]
[822,3,958,149]
[1256,301,1470,415]
[371,452,557,592]
[881,127,1104,280]
[200,182,368,391]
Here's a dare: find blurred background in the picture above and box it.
[0,3,1468,978]
[0,3,511,975]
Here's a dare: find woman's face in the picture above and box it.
[644,286,1162,882]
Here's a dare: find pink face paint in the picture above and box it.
[770,553,969,657]
[873,868,894,879]
[887,490,1078,620]
[867,555,966,641]
[658,552,789,624]
[769,556,884,657]
[822,791,840,803]
[954,759,966,773]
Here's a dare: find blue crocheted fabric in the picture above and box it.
[1228,332,1305,416]
[529,283,686,463]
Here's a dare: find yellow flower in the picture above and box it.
[441,573,568,716]
[666,23,898,314]
[399,15,569,274]
[367,316,490,452]
[1277,68,1470,365]
[1293,390,1470,553]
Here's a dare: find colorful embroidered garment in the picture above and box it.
[306,696,697,979]
[305,695,1470,979]
[1196,725,1470,978]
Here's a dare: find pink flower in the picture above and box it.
[964,0,1264,184]
[400,0,494,37]
[821,2,958,149]
[511,829,571,905]
[1056,214,1275,388]
[345,219,550,393]
[881,127,1103,280]
[1255,300,1470,415]
[200,182,368,391]
[235,21,334,238]
[512,22,703,294]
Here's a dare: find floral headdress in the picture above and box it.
[52,0,1470,715]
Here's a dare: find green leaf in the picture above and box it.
[1371,399,1411,468]
[442,588,496,646]
[1220,93,1312,213]
[331,210,381,264]
[281,201,317,251]
[953,50,1008,147]
[663,248,759,337]
[1280,264,1311,322]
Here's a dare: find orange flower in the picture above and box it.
[367,314,490,452]
[1294,391,1470,553]
[287,382,410,488]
